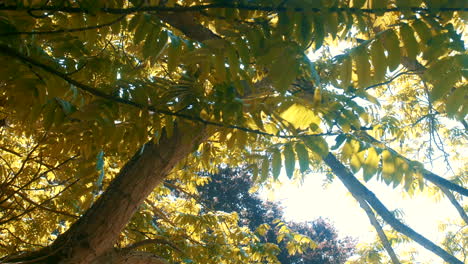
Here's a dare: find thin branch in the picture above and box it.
[0,44,336,140]
[357,198,401,264]
[323,153,463,264]
[0,4,466,15]
[437,185,468,225]
[0,15,126,37]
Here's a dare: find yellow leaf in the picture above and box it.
[381,150,395,184]
[280,103,320,129]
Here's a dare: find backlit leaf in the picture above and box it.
[283,143,296,179]
[294,143,309,173]
[382,30,401,71]
[272,149,282,180]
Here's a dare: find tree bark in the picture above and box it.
[6,124,206,264]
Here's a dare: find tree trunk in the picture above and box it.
[7,124,206,264]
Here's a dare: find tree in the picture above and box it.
[0,1,467,263]
[196,167,356,264]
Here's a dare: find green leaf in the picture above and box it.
[294,143,309,173]
[411,20,432,45]
[283,143,296,179]
[431,70,460,102]
[340,57,352,89]
[363,147,379,182]
[400,24,419,60]
[270,54,299,93]
[313,15,325,50]
[167,34,182,73]
[354,47,371,89]
[352,0,366,8]
[325,12,339,39]
[303,136,329,158]
[271,149,282,180]
[331,134,346,150]
[446,85,466,117]
[213,51,226,81]
[261,157,270,182]
[226,45,240,79]
[381,150,395,185]
[371,38,387,82]
[382,30,401,71]
[299,13,313,44]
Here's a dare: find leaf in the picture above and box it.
[270,54,299,93]
[399,23,419,60]
[431,70,460,102]
[226,45,240,79]
[331,134,346,150]
[303,136,329,158]
[381,150,395,185]
[392,157,407,188]
[382,30,401,71]
[313,15,325,50]
[354,47,371,88]
[167,34,182,73]
[350,151,365,173]
[352,0,366,8]
[325,12,339,39]
[261,157,269,182]
[411,20,432,45]
[363,147,379,181]
[283,143,296,179]
[280,103,320,129]
[299,13,313,44]
[271,149,282,180]
[213,51,226,81]
[340,57,352,89]
[371,38,387,82]
[294,143,309,173]
[445,85,466,117]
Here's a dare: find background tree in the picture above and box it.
[0,0,466,263]
[196,167,356,264]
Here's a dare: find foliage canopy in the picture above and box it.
[0,0,467,263]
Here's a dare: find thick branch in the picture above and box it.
[91,249,168,264]
[323,153,463,264]
[423,171,468,197]
[6,125,206,264]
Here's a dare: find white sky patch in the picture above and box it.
[260,170,463,263]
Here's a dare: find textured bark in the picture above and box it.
[323,153,463,264]
[7,124,206,264]
[91,249,168,264]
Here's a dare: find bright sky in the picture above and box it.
[260,170,463,263]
